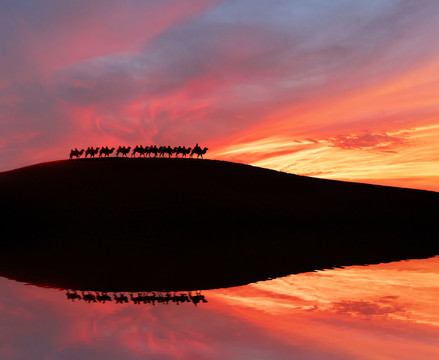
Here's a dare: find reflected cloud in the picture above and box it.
[207,257,439,359]
[331,297,405,318]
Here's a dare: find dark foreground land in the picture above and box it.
[1,158,438,291]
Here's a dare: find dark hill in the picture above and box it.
[0,158,438,291]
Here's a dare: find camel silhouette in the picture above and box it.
[175,146,191,158]
[183,147,192,158]
[171,292,190,305]
[63,290,207,305]
[147,145,159,157]
[145,292,158,305]
[66,290,81,301]
[174,146,183,157]
[96,292,112,303]
[84,147,100,158]
[163,146,175,158]
[190,144,208,159]
[68,144,208,159]
[82,291,97,303]
[99,147,115,157]
[69,148,84,159]
[157,146,165,157]
[116,146,131,157]
[145,146,152,157]
[189,291,208,306]
[113,292,129,303]
[131,145,146,157]
[130,293,144,304]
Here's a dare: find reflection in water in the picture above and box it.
[1,257,439,359]
[66,290,208,306]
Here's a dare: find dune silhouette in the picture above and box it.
[0,158,438,292]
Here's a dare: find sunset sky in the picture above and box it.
[1,0,438,191]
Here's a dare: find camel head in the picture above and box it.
[202,147,208,153]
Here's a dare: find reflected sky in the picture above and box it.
[1,257,439,359]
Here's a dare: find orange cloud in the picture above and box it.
[211,58,439,192]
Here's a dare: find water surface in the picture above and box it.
[1,257,439,359]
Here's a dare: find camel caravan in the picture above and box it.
[69,144,208,160]
[65,290,208,306]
